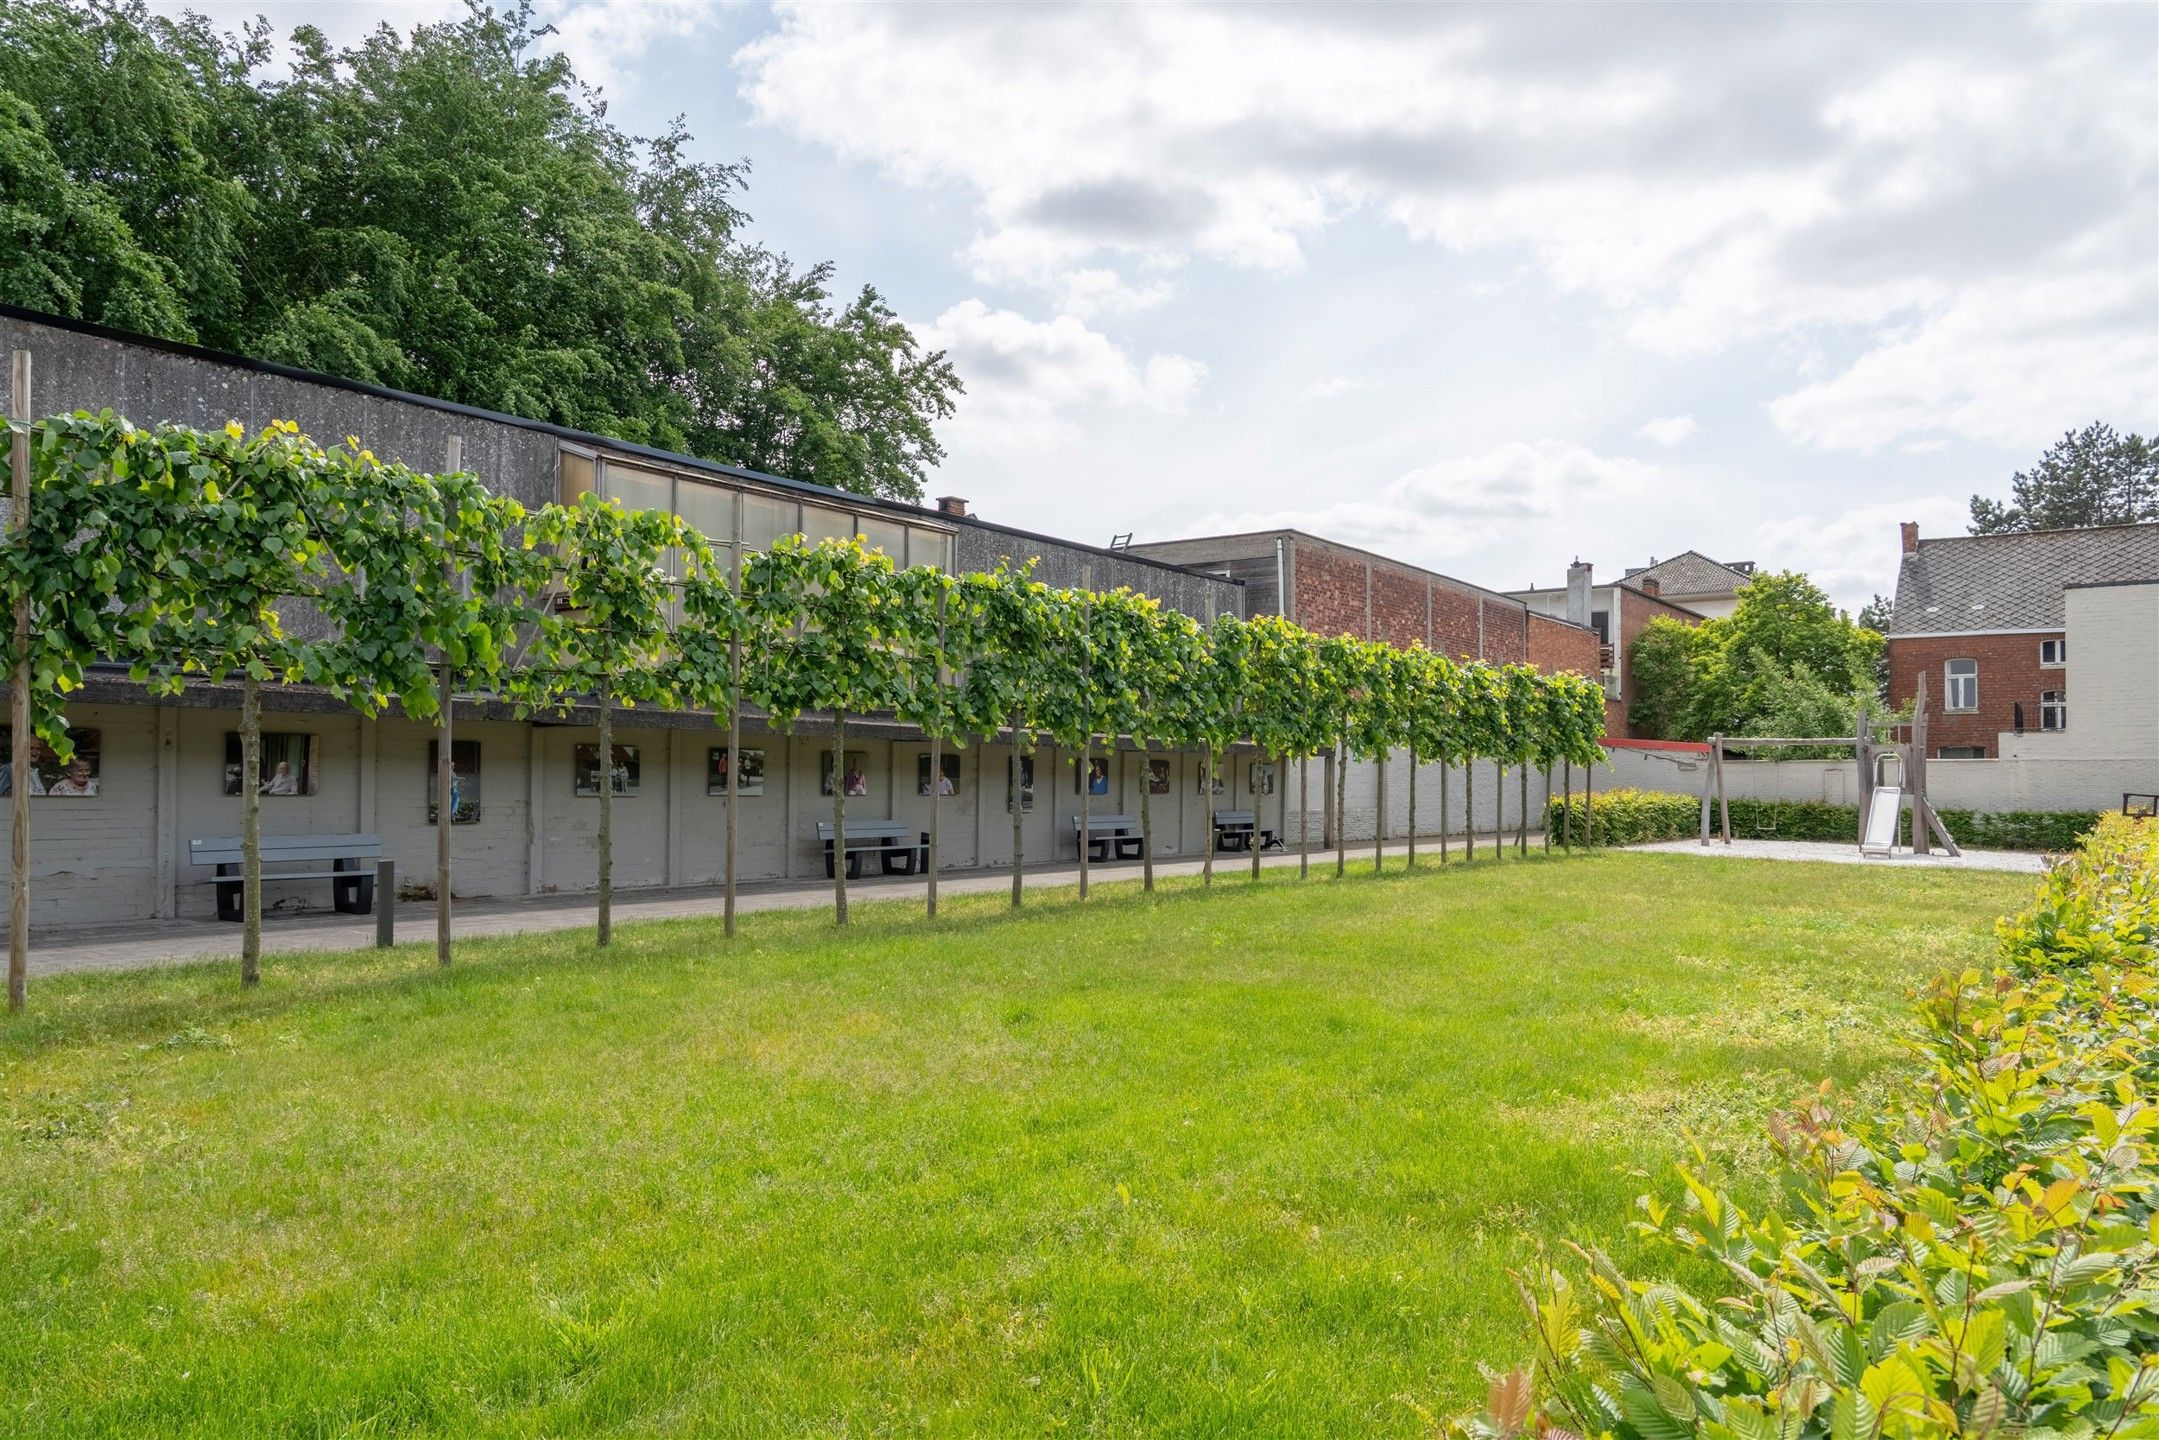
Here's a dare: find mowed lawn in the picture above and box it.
[0,852,2030,1438]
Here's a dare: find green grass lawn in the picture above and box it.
[0,852,2031,1438]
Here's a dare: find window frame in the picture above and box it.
[1943,658,1979,713]
[2040,638,2066,668]
[2040,689,2067,732]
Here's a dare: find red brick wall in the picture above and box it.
[1888,632,2063,757]
[1481,595,1527,663]
[1431,584,1481,659]
[1528,612,1598,677]
[1293,543,1368,640]
[1285,535,1529,662]
[1369,565,1427,650]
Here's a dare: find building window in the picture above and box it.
[1938,745,1987,759]
[2040,638,2066,667]
[1944,658,1978,712]
[1590,609,1610,644]
[2041,690,2066,731]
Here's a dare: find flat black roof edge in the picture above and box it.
[0,301,1234,588]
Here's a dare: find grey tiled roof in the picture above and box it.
[1622,550,1752,596]
[1888,523,2159,635]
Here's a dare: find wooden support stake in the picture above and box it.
[435,434,461,967]
[1698,735,1715,845]
[7,350,28,1011]
[1716,738,1732,846]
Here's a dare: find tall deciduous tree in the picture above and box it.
[0,1,961,500]
[953,564,1054,908]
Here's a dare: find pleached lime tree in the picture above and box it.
[953,562,1055,908]
[1096,589,1193,894]
[1347,641,1411,875]
[1189,613,1254,887]
[309,447,549,965]
[1315,635,1368,878]
[742,536,909,926]
[1042,582,1135,902]
[1243,615,1326,882]
[1498,664,1543,855]
[516,493,687,948]
[891,563,979,920]
[1400,645,1458,868]
[1454,661,1507,861]
[672,546,749,929]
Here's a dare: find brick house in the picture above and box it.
[1620,551,1755,619]
[1506,562,1709,737]
[1887,521,2159,758]
[1122,529,1600,675]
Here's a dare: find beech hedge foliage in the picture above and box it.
[1458,814,2159,1440]
[1546,788,2102,853]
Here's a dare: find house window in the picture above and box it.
[2041,690,2066,731]
[1590,609,1610,644]
[1944,658,1978,712]
[2040,638,2066,667]
[1938,745,1987,759]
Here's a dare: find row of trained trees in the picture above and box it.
[0,413,1608,1007]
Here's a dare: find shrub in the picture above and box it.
[1455,815,2159,1440]
[1546,787,2101,853]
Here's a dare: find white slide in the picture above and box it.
[1861,786,1902,856]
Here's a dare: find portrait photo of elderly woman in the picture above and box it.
[224,732,321,797]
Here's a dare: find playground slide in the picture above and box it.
[1861,786,1901,855]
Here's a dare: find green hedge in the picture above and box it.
[1456,814,2159,1440]
[1545,786,2100,851]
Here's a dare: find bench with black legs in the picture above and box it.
[189,833,382,922]
[1072,813,1144,863]
[816,821,929,880]
[1212,809,1258,852]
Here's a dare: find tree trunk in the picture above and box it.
[1439,761,1449,863]
[1542,763,1553,854]
[596,686,613,947]
[1518,762,1529,855]
[1139,739,1155,893]
[7,349,28,1012]
[1298,754,1310,880]
[1586,763,1595,848]
[435,659,453,966]
[1009,714,1025,909]
[241,672,262,987]
[1250,754,1263,881]
[1078,739,1092,901]
[1495,762,1506,858]
[1373,751,1384,875]
[1202,746,1216,887]
[831,709,849,926]
[926,732,941,920]
[1561,759,1572,850]
[725,639,742,936]
[1321,742,1338,880]
[1407,744,1418,868]
[1464,759,1475,862]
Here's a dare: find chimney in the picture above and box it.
[936,495,970,518]
[1564,559,1593,628]
[1900,520,1919,553]
[1640,577,1661,598]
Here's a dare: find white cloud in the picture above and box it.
[539,0,711,96]
[915,300,1205,452]
[738,3,2155,450]
[1638,415,1701,446]
[1769,268,2158,452]
[1751,496,1968,612]
[1299,376,1369,402]
[1186,440,1660,561]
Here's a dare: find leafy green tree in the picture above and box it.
[1190,615,1256,887]
[1116,598,1204,893]
[890,564,976,920]
[1628,572,1879,741]
[1969,423,2158,534]
[953,564,1056,908]
[516,495,686,948]
[0,1,960,500]
[1244,615,1330,880]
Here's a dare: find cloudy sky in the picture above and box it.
[169,1,2156,610]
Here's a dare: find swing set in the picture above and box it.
[1696,674,1959,859]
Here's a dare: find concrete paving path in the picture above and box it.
[1631,836,2048,873]
[28,829,1555,977]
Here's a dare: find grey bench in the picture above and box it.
[189,833,382,923]
[1072,813,1144,863]
[815,821,928,879]
[1213,809,1260,852]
